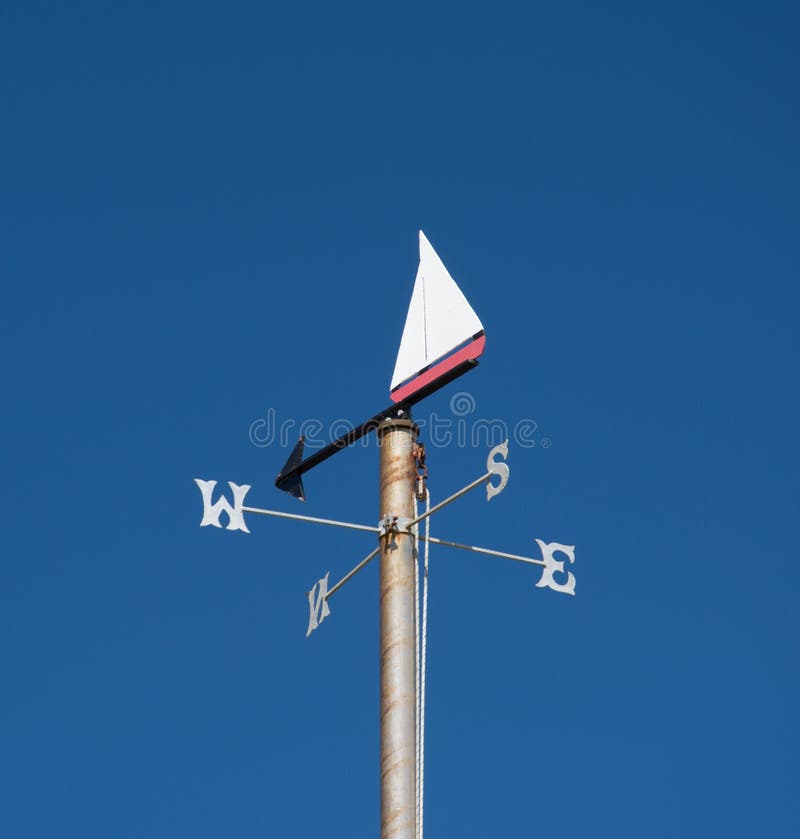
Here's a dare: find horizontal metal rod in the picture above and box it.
[242,506,379,534]
[250,468,494,538]
[407,471,491,529]
[418,535,545,567]
[327,545,381,599]
[318,527,542,604]
[323,532,543,603]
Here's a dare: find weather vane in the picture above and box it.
[194,231,576,839]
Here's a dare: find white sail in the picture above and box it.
[390,231,483,391]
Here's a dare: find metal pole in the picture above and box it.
[378,418,417,839]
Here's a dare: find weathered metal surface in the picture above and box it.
[378,418,418,839]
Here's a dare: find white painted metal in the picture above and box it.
[417,231,482,364]
[485,440,510,501]
[391,259,428,391]
[306,572,331,636]
[195,479,251,533]
[534,539,577,595]
[390,231,484,390]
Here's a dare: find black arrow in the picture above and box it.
[275,358,479,500]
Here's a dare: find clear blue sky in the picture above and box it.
[2,3,798,837]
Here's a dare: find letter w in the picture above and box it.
[194,479,251,533]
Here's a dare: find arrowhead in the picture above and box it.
[275,436,307,501]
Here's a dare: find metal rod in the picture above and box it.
[378,418,417,839]
[407,471,491,529]
[418,535,546,567]
[326,546,381,599]
[241,506,379,534]
[244,499,541,605]
[324,532,543,603]
[248,466,500,541]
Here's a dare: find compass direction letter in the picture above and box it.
[307,572,331,636]
[194,479,251,533]
[486,440,510,501]
[534,539,576,595]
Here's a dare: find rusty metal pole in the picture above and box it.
[378,417,418,839]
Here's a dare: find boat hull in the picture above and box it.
[390,334,486,404]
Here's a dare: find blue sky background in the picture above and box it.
[2,2,798,836]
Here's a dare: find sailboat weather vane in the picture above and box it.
[194,231,577,839]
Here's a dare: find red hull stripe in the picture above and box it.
[390,335,486,404]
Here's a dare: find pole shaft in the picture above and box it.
[378,419,417,839]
